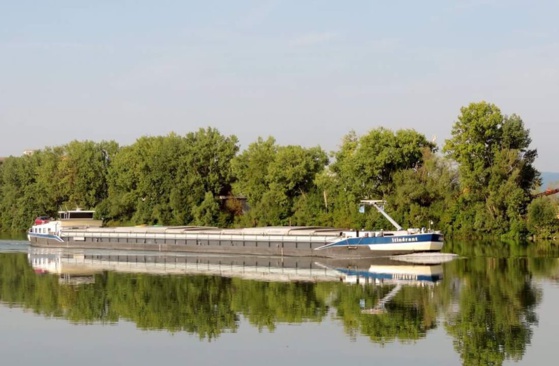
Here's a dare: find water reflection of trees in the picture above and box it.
[443,239,559,365]
[331,284,440,344]
[229,279,329,331]
[0,253,330,339]
[443,258,542,366]
[0,253,437,341]
[1,252,558,362]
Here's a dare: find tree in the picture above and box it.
[443,102,540,235]
[324,128,436,229]
[192,192,221,226]
[0,155,39,230]
[526,197,558,238]
[53,140,118,211]
[231,137,278,206]
[232,139,328,226]
[0,141,118,231]
[390,148,459,230]
[101,128,239,226]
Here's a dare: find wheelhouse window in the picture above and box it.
[59,210,95,220]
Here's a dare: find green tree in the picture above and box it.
[526,197,558,238]
[443,102,540,235]
[192,192,221,226]
[0,155,38,230]
[232,139,328,226]
[324,128,436,229]
[390,148,459,230]
[101,128,239,226]
[52,140,119,210]
[230,137,277,206]
[0,141,118,231]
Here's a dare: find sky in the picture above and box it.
[1,0,558,171]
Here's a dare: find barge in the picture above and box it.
[27,201,444,258]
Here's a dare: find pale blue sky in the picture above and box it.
[1,1,558,171]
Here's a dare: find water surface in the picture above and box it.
[1,239,558,366]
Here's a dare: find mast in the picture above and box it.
[360,200,403,231]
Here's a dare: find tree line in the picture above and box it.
[0,101,557,239]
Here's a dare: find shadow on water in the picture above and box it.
[0,241,558,365]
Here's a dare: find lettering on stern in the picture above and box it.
[391,237,419,243]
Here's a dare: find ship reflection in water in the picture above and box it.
[28,247,455,289]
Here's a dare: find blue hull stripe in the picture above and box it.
[28,233,64,243]
[328,233,442,247]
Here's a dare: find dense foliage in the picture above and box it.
[231,137,329,226]
[0,102,557,239]
[443,102,542,237]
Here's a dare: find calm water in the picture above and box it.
[1,238,559,366]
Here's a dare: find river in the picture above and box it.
[0,238,558,366]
